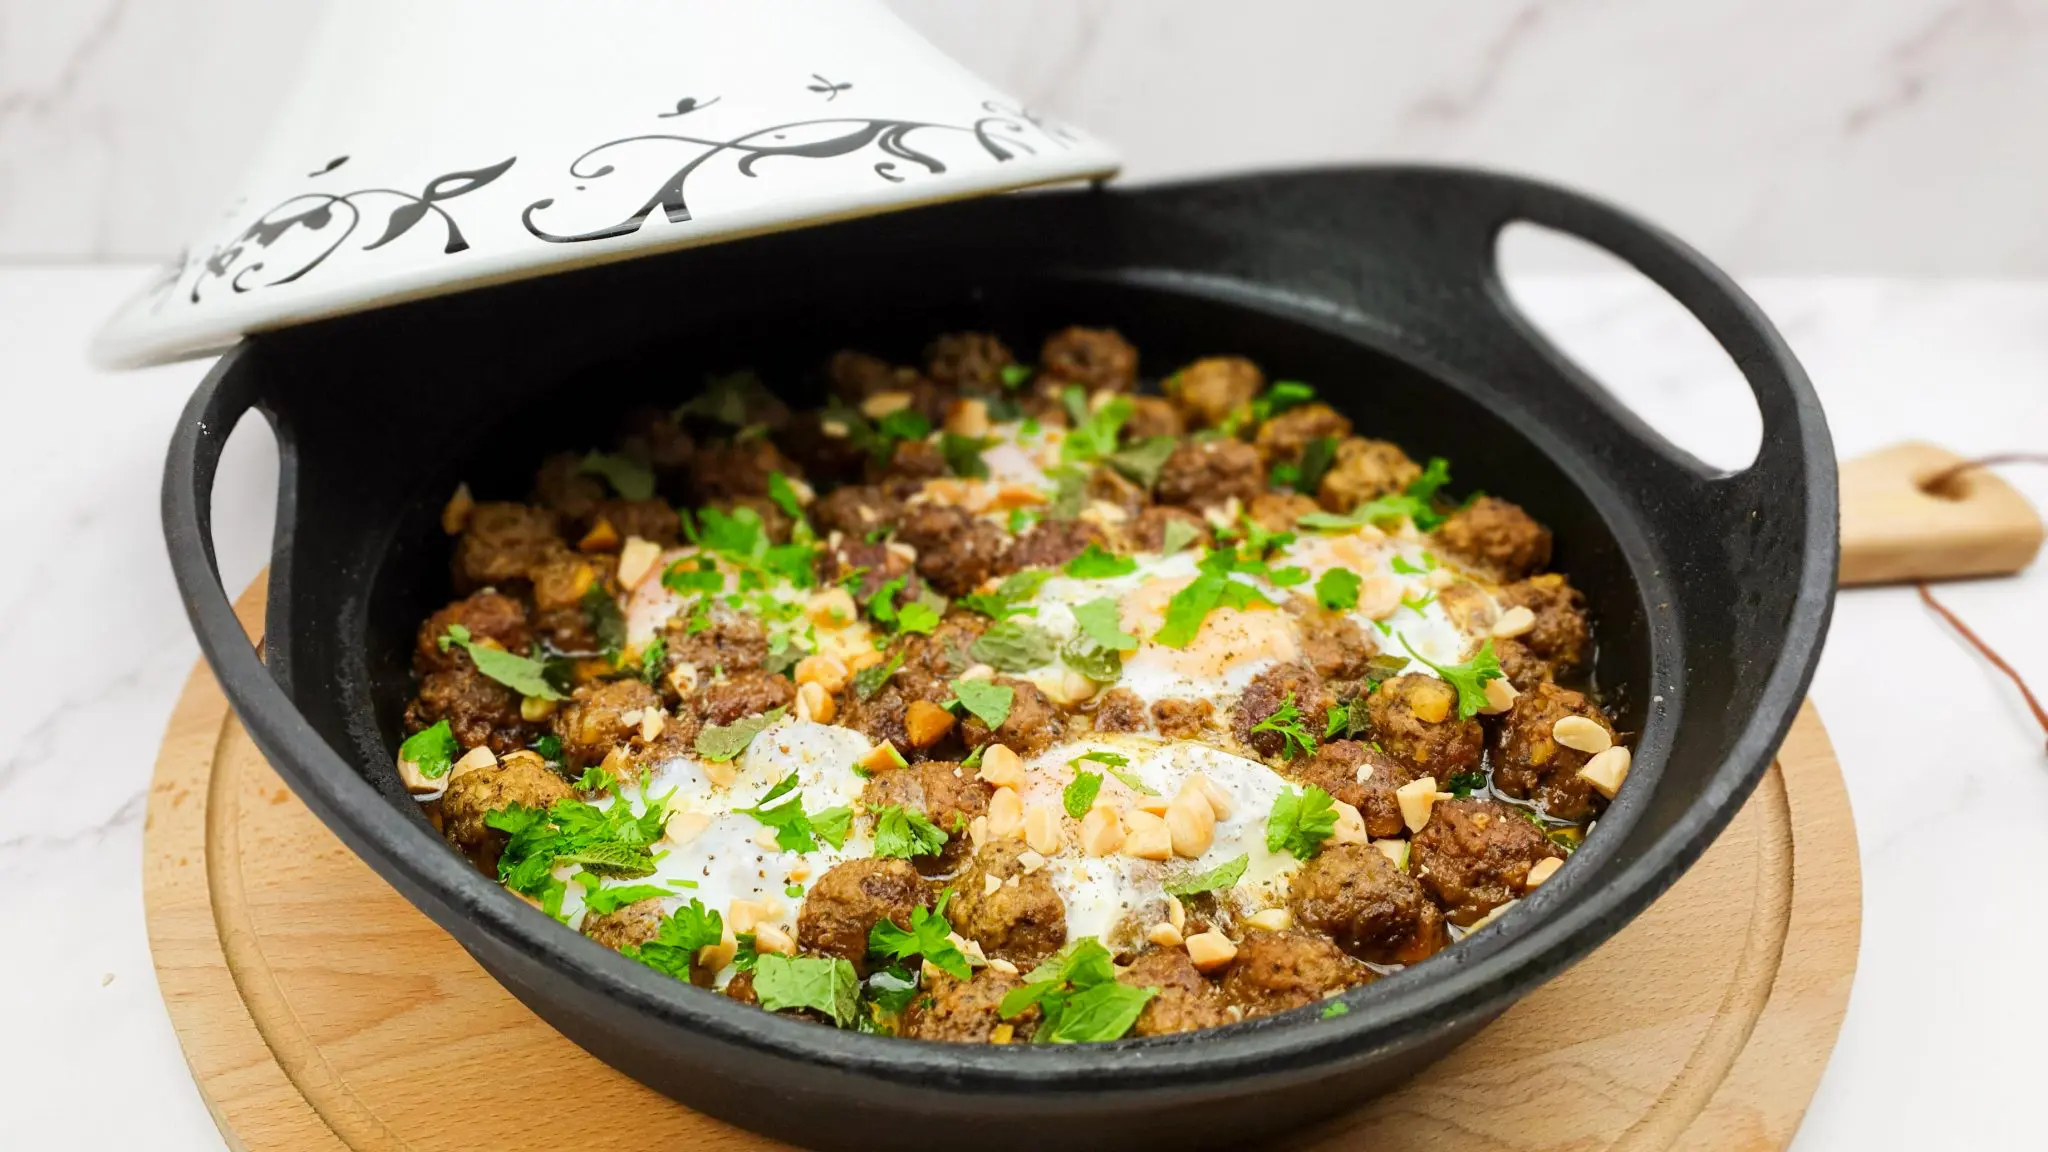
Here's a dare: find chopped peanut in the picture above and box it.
[520,695,558,722]
[1017,850,1048,874]
[1121,810,1173,861]
[1165,794,1216,858]
[728,900,771,933]
[1246,908,1293,932]
[1491,605,1537,639]
[639,709,665,742]
[449,745,497,781]
[1184,931,1237,974]
[663,809,708,846]
[616,536,664,589]
[859,390,914,419]
[1526,857,1564,888]
[1330,799,1368,845]
[1023,804,1062,855]
[795,681,836,724]
[855,742,909,774]
[1371,838,1411,872]
[987,786,1024,840]
[440,483,474,535]
[1166,894,1186,933]
[1396,776,1440,833]
[794,654,850,694]
[1148,922,1185,949]
[977,744,1026,789]
[1479,677,1520,716]
[697,927,739,972]
[753,924,797,956]
[983,873,1003,897]
[1577,745,1632,798]
[1185,774,1234,820]
[944,398,992,439]
[1079,807,1123,856]
[805,587,857,628]
[1553,716,1613,754]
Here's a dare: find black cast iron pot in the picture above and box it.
[162,167,1836,1150]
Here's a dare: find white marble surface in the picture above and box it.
[1,266,2045,1149]
[5,0,2048,274]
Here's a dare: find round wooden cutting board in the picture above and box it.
[144,584,1859,1152]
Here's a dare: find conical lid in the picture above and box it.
[92,0,1119,367]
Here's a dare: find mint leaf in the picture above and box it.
[582,583,627,659]
[1063,543,1136,580]
[753,953,860,1028]
[868,890,973,980]
[1040,980,1156,1043]
[1159,517,1201,555]
[1070,597,1138,653]
[852,649,904,700]
[956,568,1052,621]
[971,620,1058,672]
[1106,436,1178,489]
[811,805,854,850]
[737,769,822,853]
[695,706,787,762]
[399,719,459,780]
[582,883,672,919]
[1292,436,1338,493]
[1315,568,1362,611]
[439,624,565,700]
[939,433,993,479]
[1266,786,1339,859]
[766,471,805,519]
[949,678,1015,729]
[579,451,655,501]
[1163,854,1247,897]
[1062,770,1102,819]
[623,898,724,980]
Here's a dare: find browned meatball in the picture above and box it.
[1317,438,1421,512]
[1122,949,1233,1037]
[440,755,573,871]
[924,331,1015,391]
[827,350,909,405]
[812,484,903,540]
[1246,491,1319,534]
[901,969,1037,1042]
[1008,518,1108,571]
[1125,395,1186,441]
[553,678,664,770]
[663,605,770,682]
[416,591,532,675]
[1293,605,1378,682]
[691,436,800,502]
[958,676,1065,758]
[1433,496,1552,581]
[1411,798,1562,926]
[1282,740,1417,840]
[818,534,916,601]
[949,840,1067,964]
[594,498,682,546]
[528,545,614,652]
[619,407,697,487]
[1166,356,1263,428]
[1365,674,1483,779]
[1220,930,1370,1017]
[887,612,988,704]
[694,670,796,726]
[581,897,665,952]
[1254,402,1353,463]
[1233,663,1334,760]
[1290,843,1449,966]
[1156,439,1265,511]
[1090,687,1147,734]
[405,665,536,758]
[895,503,1012,597]
[1125,506,1211,553]
[532,453,607,525]
[775,411,868,486]
[1039,326,1138,393]
[798,858,928,972]
[858,761,990,867]
[1491,682,1618,822]
[838,683,919,758]
[871,438,949,496]
[1494,574,1591,686]
[453,502,560,592]
[1153,697,1215,740]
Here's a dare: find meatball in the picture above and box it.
[440,755,573,871]
[1494,574,1591,686]
[452,502,560,592]
[552,678,664,770]
[818,535,916,601]
[694,670,796,726]
[1491,682,1619,822]
[1364,674,1483,779]
[924,331,1015,392]
[1283,739,1416,840]
[1152,697,1215,740]
[1156,439,1265,511]
[1254,402,1352,463]
[416,591,532,675]
[798,858,928,972]
[581,897,665,952]
[1410,798,1563,926]
[528,545,614,652]
[887,612,987,704]
[901,969,1037,1042]
[1433,496,1552,581]
[1125,395,1186,441]
[775,410,868,486]
[531,453,607,525]
[1008,518,1108,571]
[1289,843,1449,966]
[871,438,949,496]
[1246,491,1319,534]
[690,436,800,502]
[663,605,770,683]
[1166,356,1263,428]
[958,676,1065,758]
[895,503,1012,597]
[1125,506,1211,554]
[858,760,991,867]
[1316,438,1421,512]
[594,498,682,547]
[1219,930,1369,1017]
[405,666,536,758]
[1038,326,1138,393]
[1090,687,1147,734]
[1122,949,1233,1037]
[811,484,903,541]
[827,350,909,405]
[1233,663,1334,760]
[1293,605,1378,682]
[949,840,1068,964]
[619,407,697,487]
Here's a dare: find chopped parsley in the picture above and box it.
[1398,634,1504,721]
[1390,551,1438,576]
[1153,548,1274,649]
[765,471,806,519]
[438,624,565,700]
[1315,568,1361,611]
[529,732,565,767]
[398,719,458,780]
[970,620,1058,672]
[753,953,861,1028]
[949,677,1015,730]
[868,889,974,980]
[1061,392,1133,464]
[1250,380,1316,423]
[736,768,837,853]
[1445,769,1489,798]
[1321,1000,1351,1019]
[1250,691,1318,759]
[573,765,619,794]
[1064,596,1139,683]
[695,706,787,762]
[999,363,1035,389]
[1297,457,1458,533]
[1271,435,1338,494]
[486,794,669,915]
[578,451,656,500]
[871,805,949,859]
[1266,786,1339,859]
[999,938,1156,1043]
[581,882,671,918]
[1062,770,1103,819]
[683,503,816,589]
[1163,854,1248,897]
[1063,543,1137,579]
[622,898,724,979]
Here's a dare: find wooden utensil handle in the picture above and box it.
[1839,441,2044,586]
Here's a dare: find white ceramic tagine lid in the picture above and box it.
[92,0,1119,368]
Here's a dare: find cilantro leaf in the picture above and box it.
[1041,980,1157,1044]
[766,471,806,520]
[956,569,1053,621]
[638,636,668,685]
[1106,436,1178,489]
[398,719,458,780]
[662,555,724,596]
[939,433,993,479]
[1398,634,1504,721]
[1315,568,1361,611]
[868,890,973,980]
[1062,771,1102,819]
[695,706,787,762]
[623,898,725,979]
[1292,436,1338,493]
[1072,749,1155,795]
[895,600,942,636]
[1323,700,1350,739]
[998,937,1155,1043]
[949,678,1015,729]
[1061,396,1133,464]
[488,795,668,904]
[438,624,565,700]
[1407,456,1452,501]
[811,805,854,850]
[582,883,672,919]
[1153,552,1236,649]
[753,953,861,1028]
[970,620,1058,672]
[737,769,822,853]
[1071,597,1138,653]
[529,732,565,767]
[1250,690,1318,759]
[1250,380,1316,423]
[1163,854,1248,897]
[871,805,949,859]
[1266,786,1339,859]
[1321,1001,1350,1019]
[999,363,1034,389]
[579,451,656,500]
[1063,543,1137,580]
